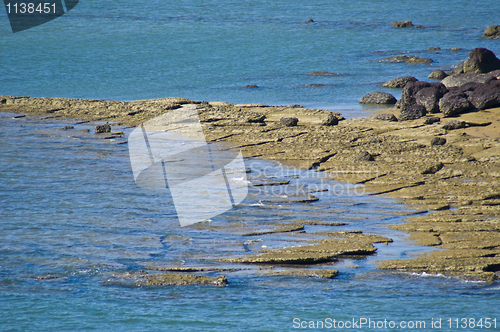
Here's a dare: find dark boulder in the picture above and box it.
[439,91,474,117]
[428,69,448,80]
[466,81,500,110]
[415,84,447,113]
[430,137,447,146]
[374,113,398,122]
[442,120,466,130]
[359,92,397,105]
[382,76,418,88]
[484,25,500,39]
[463,48,500,74]
[245,84,258,88]
[95,123,111,134]
[399,104,427,121]
[280,117,299,127]
[399,81,432,107]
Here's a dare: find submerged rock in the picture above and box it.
[381,76,418,88]
[267,269,339,279]
[379,55,433,64]
[306,71,341,76]
[136,274,228,287]
[390,20,414,27]
[359,92,397,105]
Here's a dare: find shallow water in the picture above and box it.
[1,114,499,331]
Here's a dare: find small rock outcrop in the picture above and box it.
[322,112,339,126]
[390,20,414,27]
[442,120,466,130]
[280,117,299,127]
[430,137,446,146]
[428,69,448,80]
[484,25,500,39]
[353,151,374,162]
[382,76,418,88]
[374,113,398,122]
[359,92,397,105]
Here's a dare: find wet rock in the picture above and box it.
[301,19,314,23]
[353,151,374,162]
[441,73,497,88]
[415,84,447,113]
[306,71,341,76]
[439,91,473,117]
[430,137,446,146]
[95,123,111,133]
[427,46,441,51]
[136,274,228,287]
[399,104,427,121]
[463,48,500,74]
[321,112,339,126]
[359,92,397,105]
[280,117,299,127]
[62,125,74,130]
[442,120,466,130]
[450,47,462,52]
[484,25,500,39]
[302,83,327,88]
[267,269,339,279]
[423,117,440,125]
[421,162,444,174]
[379,55,433,64]
[245,84,258,88]
[374,113,398,122]
[428,69,448,80]
[381,76,418,88]
[390,20,414,27]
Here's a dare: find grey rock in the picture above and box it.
[280,117,299,127]
[374,113,398,122]
[95,123,111,133]
[415,84,447,113]
[381,76,418,88]
[322,112,339,126]
[430,137,447,146]
[359,92,397,105]
[439,91,474,117]
[424,117,441,125]
[484,25,500,39]
[442,73,497,88]
[428,69,448,80]
[399,104,427,121]
[463,48,500,74]
[353,151,374,162]
[442,120,466,130]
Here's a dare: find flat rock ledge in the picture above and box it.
[2,95,500,281]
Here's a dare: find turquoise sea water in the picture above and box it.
[1,1,500,331]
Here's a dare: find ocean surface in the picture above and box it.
[1,1,500,331]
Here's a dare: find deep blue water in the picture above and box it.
[1,0,500,117]
[1,1,500,330]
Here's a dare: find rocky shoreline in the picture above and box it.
[2,50,500,283]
